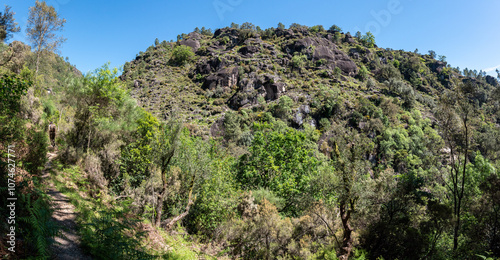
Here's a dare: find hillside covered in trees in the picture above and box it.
[1,2,500,259]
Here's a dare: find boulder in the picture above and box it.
[187,32,202,40]
[196,57,229,75]
[202,67,239,90]
[286,36,359,76]
[344,33,355,43]
[300,104,310,114]
[238,45,260,56]
[486,75,498,87]
[294,37,315,52]
[293,112,303,126]
[210,116,225,137]
[313,45,335,61]
[275,29,295,38]
[430,61,446,73]
[264,82,286,100]
[179,38,200,51]
[336,59,359,76]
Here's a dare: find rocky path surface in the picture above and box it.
[43,151,93,260]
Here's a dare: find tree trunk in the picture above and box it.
[164,174,197,230]
[453,113,469,252]
[164,195,194,230]
[338,202,353,260]
[36,50,40,75]
[155,169,169,227]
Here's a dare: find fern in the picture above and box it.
[19,192,60,258]
[80,209,157,259]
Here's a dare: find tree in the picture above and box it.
[328,24,342,33]
[26,0,66,74]
[436,81,477,253]
[329,128,372,260]
[438,55,447,62]
[151,121,183,226]
[290,23,307,30]
[65,63,135,152]
[277,22,285,30]
[0,5,20,42]
[119,111,160,189]
[273,95,293,120]
[309,25,325,33]
[0,72,30,142]
[200,27,212,36]
[240,22,256,31]
[223,111,242,141]
[237,123,320,216]
[428,50,436,59]
[361,32,376,48]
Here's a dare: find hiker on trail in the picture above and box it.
[49,121,56,147]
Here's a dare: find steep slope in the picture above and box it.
[111,24,500,259]
[120,25,499,136]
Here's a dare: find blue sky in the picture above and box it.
[3,0,500,76]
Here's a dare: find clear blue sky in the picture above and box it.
[4,0,500,76]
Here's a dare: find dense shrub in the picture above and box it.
[24,128,48,175]
[171,45,194,65]
[237,123,320,216]
[272,95,293,120]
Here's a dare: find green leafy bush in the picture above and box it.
[272,95,293,120]
[291,53,307,70]
[171,45,194,65]
[237,123,320,216]
[24,128,48,175]
[187,155,239,236]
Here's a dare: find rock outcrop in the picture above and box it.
[286,36,358,76]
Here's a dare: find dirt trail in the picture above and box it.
[43,151,93,260]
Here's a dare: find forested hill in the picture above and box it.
[117,23,500,259]
[2,18,500,260]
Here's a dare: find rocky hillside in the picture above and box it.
[119,24,499,137]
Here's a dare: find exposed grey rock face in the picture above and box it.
[430,61,447,73]
[210,115,225,137]
[179,38,201,51]
[293,112,303,126]
[300,105,310,114]
[228,73,287,109]
[285,36,358,76]
[238,45,260,56]
[486,75,498,86]
[196,57,229,75]
[202,66,239,90]
[344,33,355,43]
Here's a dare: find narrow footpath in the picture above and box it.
[42,151,92,260]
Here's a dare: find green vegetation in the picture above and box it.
[26,0,66,74]
[0,5,20,43]
[2,4,500,259]
[171,45,194,65]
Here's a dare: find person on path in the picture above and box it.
[49,121,56,147]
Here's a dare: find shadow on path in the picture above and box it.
[43,151,93,260]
